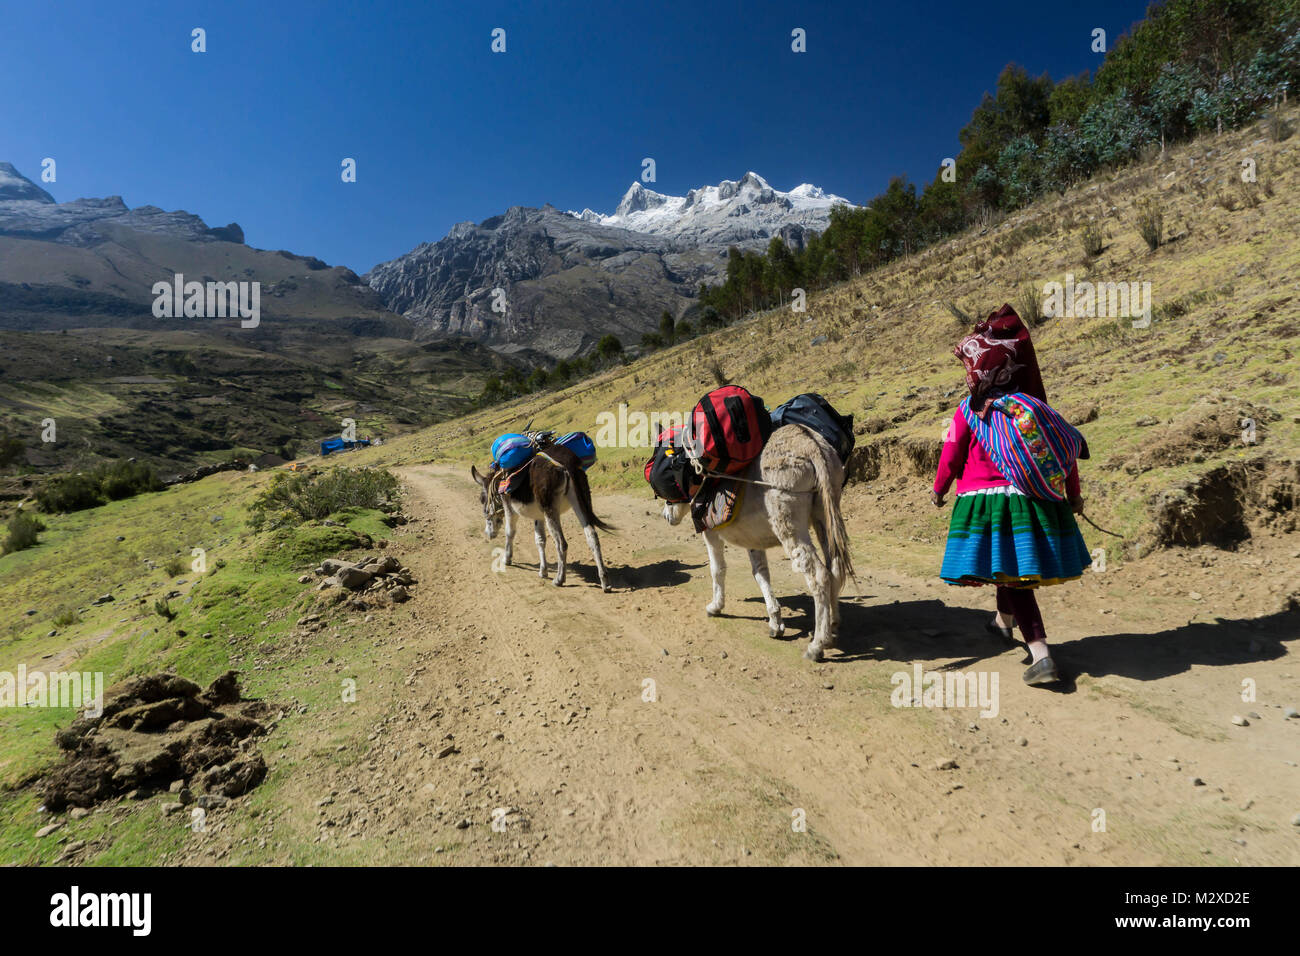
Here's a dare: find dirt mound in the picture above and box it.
[1153,457,1300,550]
[41,670,271,811]
[846,436,943,484]
[1126,394,1278,474]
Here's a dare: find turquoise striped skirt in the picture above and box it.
[940,489,1091,587]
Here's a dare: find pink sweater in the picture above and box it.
[934,409,1080,498]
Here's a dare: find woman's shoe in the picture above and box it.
[1023,657,1060,686]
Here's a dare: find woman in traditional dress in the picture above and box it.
[931,305,1091,686]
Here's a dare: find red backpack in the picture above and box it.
[685,385,772,475]
[643,426,699,502]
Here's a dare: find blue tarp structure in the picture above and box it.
[320,436,372,456]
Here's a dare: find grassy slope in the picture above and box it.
[0,111,1297,865]
[0,468,397,863]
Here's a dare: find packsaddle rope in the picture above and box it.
[688,439,1123,532]
[684,432,812,494]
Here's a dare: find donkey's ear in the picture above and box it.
[470,465,482,484]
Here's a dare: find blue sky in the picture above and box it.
[5,0,1150,272]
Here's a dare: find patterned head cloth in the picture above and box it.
[953,303,1046,417]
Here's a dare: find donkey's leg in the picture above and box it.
[501,506,516,567]
[534,519,547,579]
[582,526,610,592]
[776,515,833,662]
[814,520,842,636]
[545,511,568,587]
[703,530,726,616]
[748,549,784,638]
[565,481,610,592]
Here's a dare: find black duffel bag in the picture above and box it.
[769,393,855,472]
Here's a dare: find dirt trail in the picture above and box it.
[243,465,1299,865]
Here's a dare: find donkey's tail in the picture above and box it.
[806,428,855,586]
[573,466,615,533]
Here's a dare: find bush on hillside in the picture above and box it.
[248,467,400,530]
[36,460,163,514]
[1136,197,1164,251]
[2,510,45,555]
[0,431,24,469]
[1080,221,1105,259]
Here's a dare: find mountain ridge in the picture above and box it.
[366,171,854,359]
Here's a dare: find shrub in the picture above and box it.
[0,432,24,469]
[1135,198,1163,251]
[1268,107,1292,142]
[164,557,187,577]
[154,598,175,621]
[36,473,103,513]
[699,306,725,331]
[36,460,162,513]
[99,460,162,501]
[249,467,400,530]
[945,301,975,326]
[1,510,45,555]
[1080,221,1105,258]
[1017,283,1044,326]
[594,334,623,362]
[52,608,78,628]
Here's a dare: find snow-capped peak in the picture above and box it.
[789,183,825,200]
[614,181,672,218]
[568,173,853,247]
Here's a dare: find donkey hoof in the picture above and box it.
[600,584,611,593]
[769,623,785,639]
[803,645,825,662]
[705,603,722,617]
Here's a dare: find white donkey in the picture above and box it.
[472,443,612,591]
[663,425,853,661]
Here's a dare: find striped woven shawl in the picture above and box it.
[959,393,1085,501]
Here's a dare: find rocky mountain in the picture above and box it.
[0,162,400,334]
[364,205,723,359]
[366,173,854,360]
[0,162,56,202]
[0,163,512,474]
[0,162,244,246]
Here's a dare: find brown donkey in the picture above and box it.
[471,443,613,591]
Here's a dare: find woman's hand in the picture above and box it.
[1069,495,1085,515]
[930,490,945,508]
